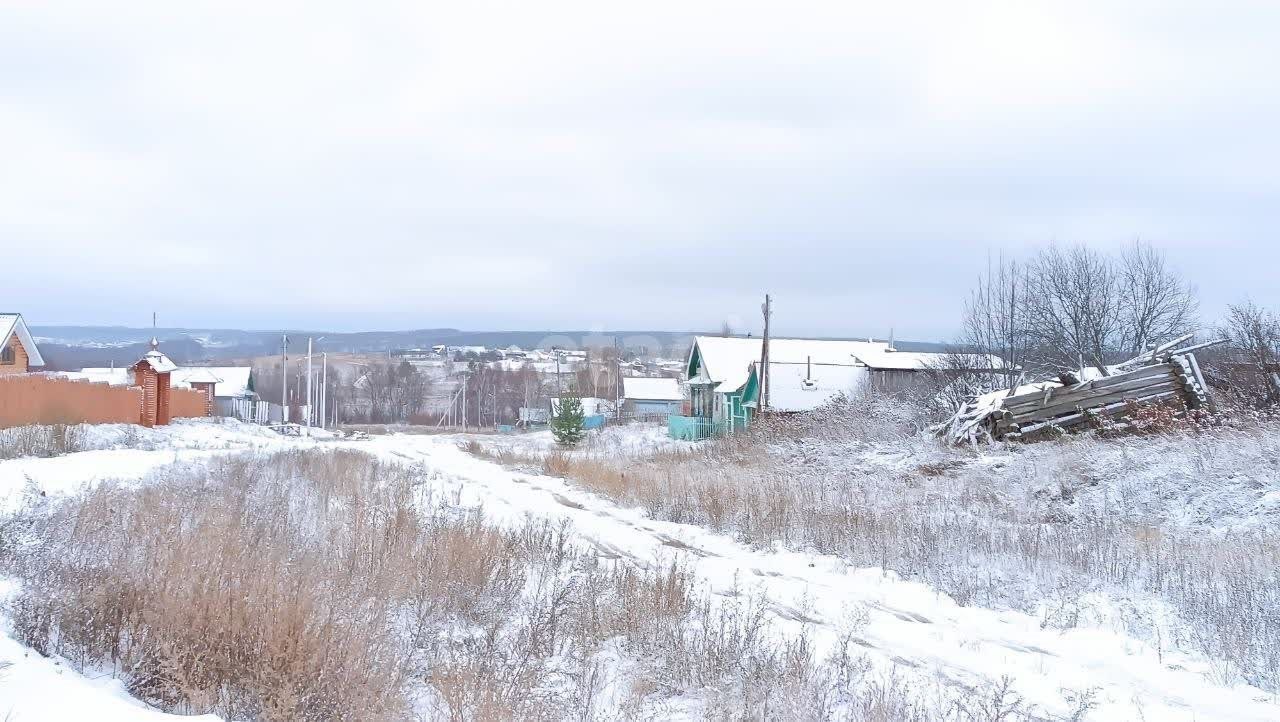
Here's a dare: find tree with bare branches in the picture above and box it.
[1212,300,1280,406]
[1020,242,1196,374]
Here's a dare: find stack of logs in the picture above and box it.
[940,335,1219,444]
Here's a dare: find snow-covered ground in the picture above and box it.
[470,422,695,458]
[0,419,1276,720]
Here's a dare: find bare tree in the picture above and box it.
[1212,300,1280,406]
[1118,240,1198,357]
[960,253,1029,382]
[1024,244,1122,373]
[360,360,430,423]
[1020,242,1196,374]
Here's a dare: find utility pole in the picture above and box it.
[759,294,771,411]
[305,337,313,430]
[281,334,289,424]
[461,373,467,432]
[321,352,328,429]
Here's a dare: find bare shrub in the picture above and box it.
[0,423,88,459]
[3,448,927,720]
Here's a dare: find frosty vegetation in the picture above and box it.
[0,448,1053,722]
[479,394,1280,700]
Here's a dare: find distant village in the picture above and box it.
[2,312,980,439]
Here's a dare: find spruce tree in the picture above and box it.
[551,392,586,447]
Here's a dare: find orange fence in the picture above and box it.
[0,374,208,429]
[170,387,210,420]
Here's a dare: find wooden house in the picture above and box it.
[0,314,45,375]
[622,377,684,416]
[674,335,999,439]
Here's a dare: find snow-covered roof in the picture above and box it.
[851,346,1007,371]
[65,365,254,397]
[0,314,45,367]
[138,349,179,374]
[762,361,868,412]
[550,396,614,417]
[622,377,683,401]
[61,368,131,386]
[690,336,889,393]
[690,336,1006,393]
[171,367,253,397]
[176,368,221,384]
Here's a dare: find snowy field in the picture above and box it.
[0,417,1277,720]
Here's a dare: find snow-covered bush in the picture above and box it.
[0,424,90,459]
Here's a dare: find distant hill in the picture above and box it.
[29,325,951,371]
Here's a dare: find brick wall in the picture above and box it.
[0,374,211,429]
[0,374,143,427]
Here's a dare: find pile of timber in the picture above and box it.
[939,335,1219,445]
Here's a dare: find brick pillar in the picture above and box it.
[156,371,171,425]
[192,381,216,416]
[135,365,157,427]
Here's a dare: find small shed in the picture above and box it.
[0,314,45,375]
[622,377,684,416]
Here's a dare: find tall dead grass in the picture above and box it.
[0,423,90,459]
[475,401,1280,695]
[1,448,958,721]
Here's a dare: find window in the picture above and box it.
[0,343,14,365]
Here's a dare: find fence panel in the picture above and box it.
[0,374,143,428]
[667,414,729,441]
[170,388,210,419]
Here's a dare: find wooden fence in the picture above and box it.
[0,374,208,429]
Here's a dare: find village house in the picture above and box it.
[673,335,998,439]
[622,377,684,417]
[0,314,45,375]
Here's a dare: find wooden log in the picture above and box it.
[1008,380,1182,426]
[1017,389,1182,438]
[1003,370,1177,414]
[1002,366,1175,409]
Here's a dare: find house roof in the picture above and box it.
[851,346,1006,371]
[176,368,222,384]
[622,376,683,401]
[138,349,179,374]
[689,336,887,393]
[64,365,254,398]
[171,366,253,397]
[758,360,869,412]
[0,314,45,367]
[690,336,1004,393]
[550,396,614,416]
[61,368,131,386]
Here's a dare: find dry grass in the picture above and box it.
[0,423,90,459]
[470,400,1280,696]
[2,448,971,721]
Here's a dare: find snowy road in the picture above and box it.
[0,422,1276,721]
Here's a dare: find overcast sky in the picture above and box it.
[3,2,1279,340]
